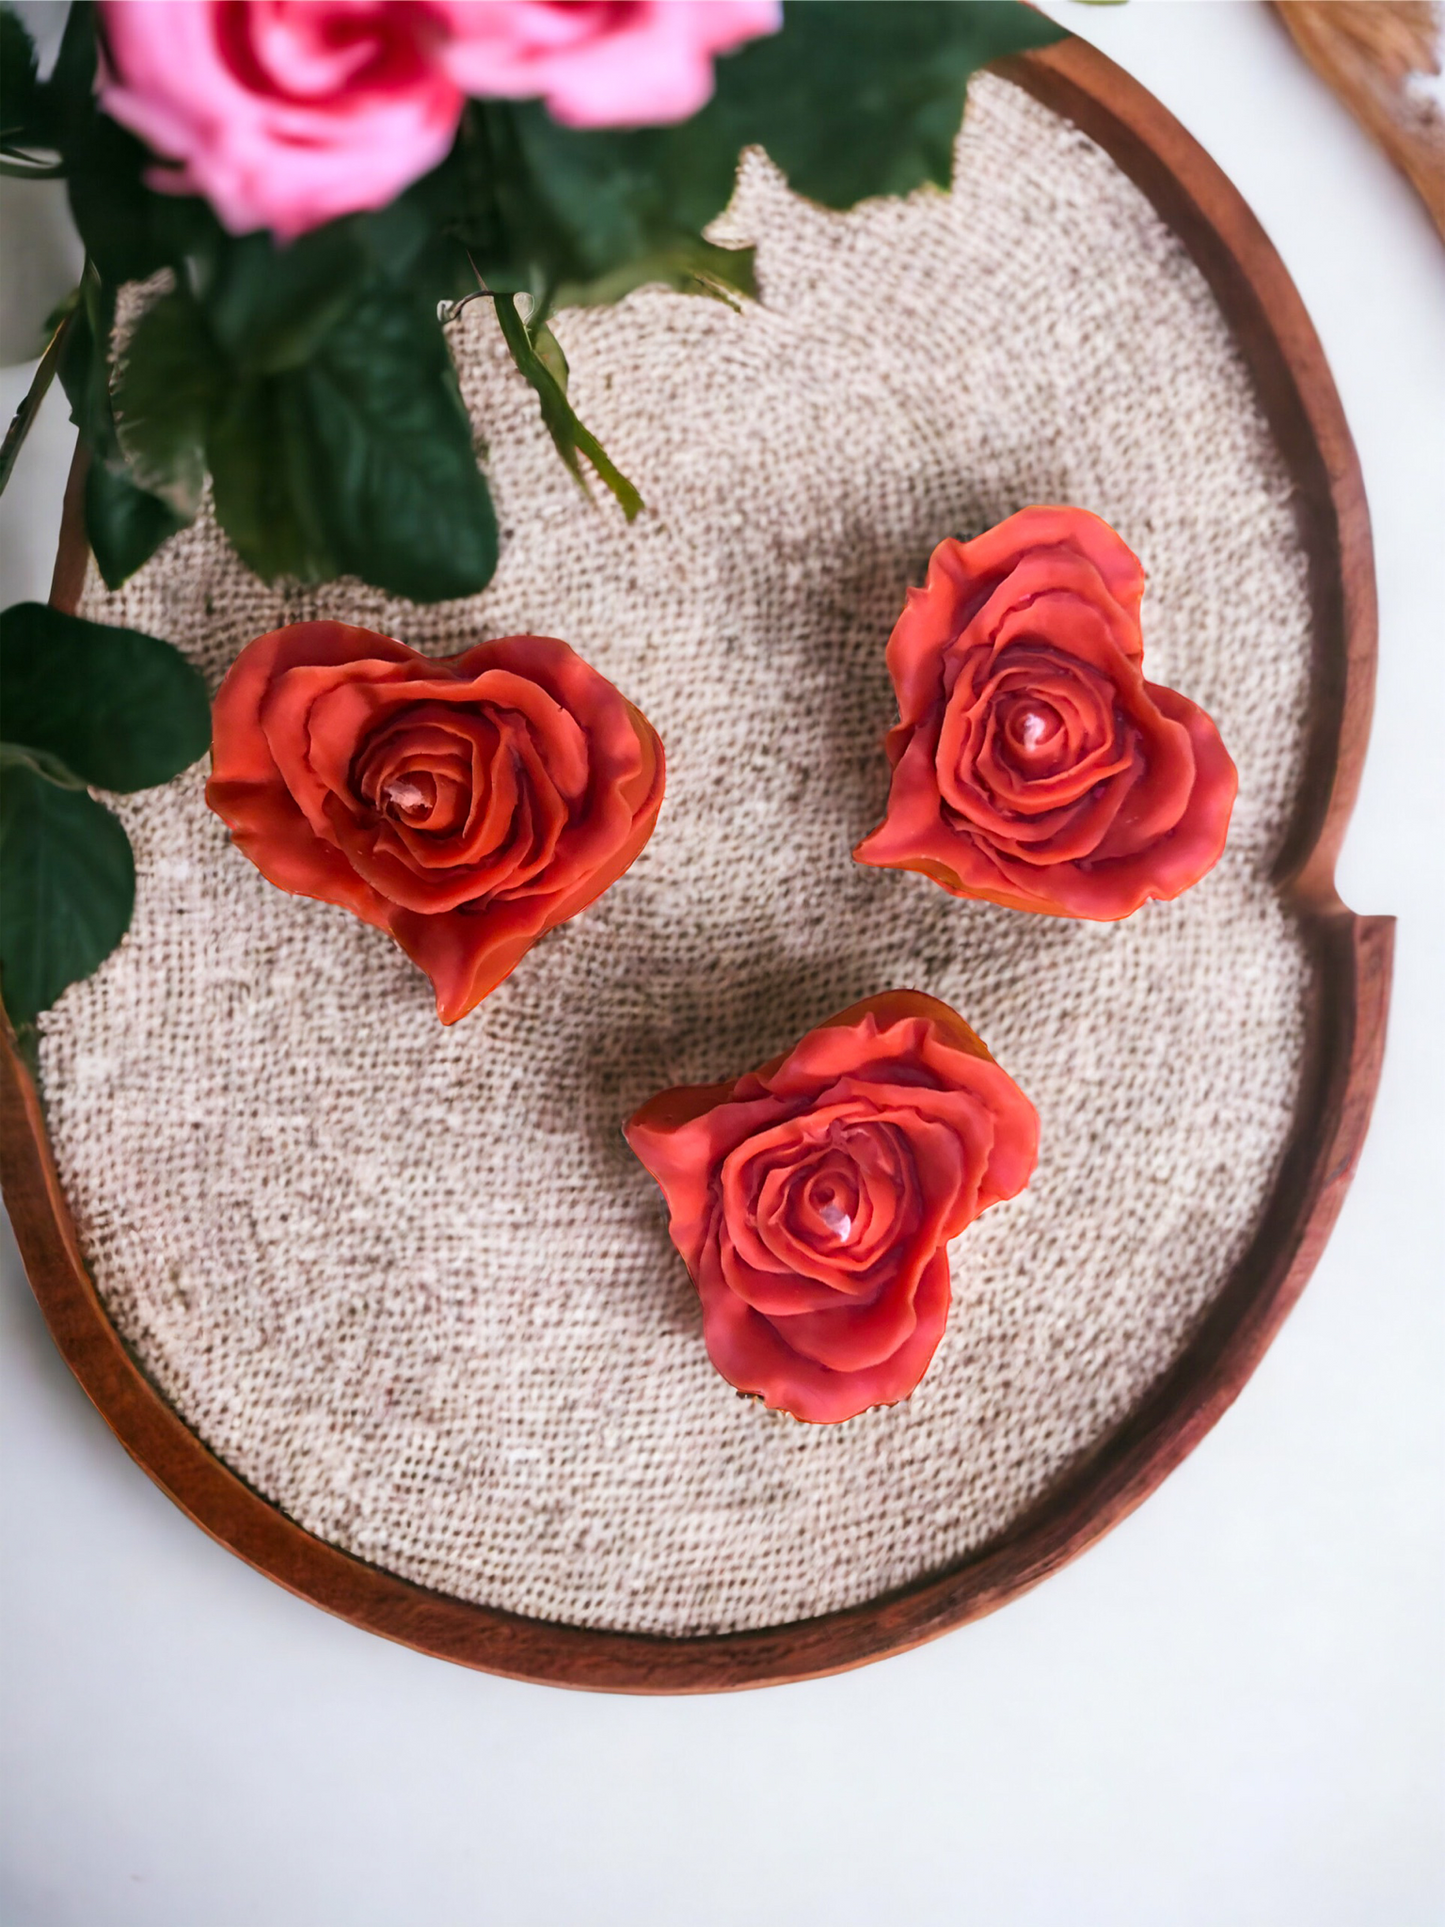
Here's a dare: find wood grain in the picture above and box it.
[0,37,1393,1693]
[1274,1,1445,241]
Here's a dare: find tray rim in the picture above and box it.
[0,36,1394,1693]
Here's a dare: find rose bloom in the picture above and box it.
[207,621,664,1022]
[97,1,780,239]
[854,508,1237,920]
[626,991,1038,1424]
[436,1,781,127]
[98,1,468,239]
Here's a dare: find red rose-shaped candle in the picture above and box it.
[625,991,1038,1424]
[207,622,664,1023]
[854,508,1237,919]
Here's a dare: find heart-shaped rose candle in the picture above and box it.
[207,622,664,1022]
[854,507,1237,918]
[625,991,1038,1423]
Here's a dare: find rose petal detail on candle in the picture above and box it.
[854,506,1237,919]
[207,621,664,1022]
[625,990,1038,1424]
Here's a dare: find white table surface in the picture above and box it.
[2,5,1441,1922]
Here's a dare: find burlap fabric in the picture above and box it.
[38,76,1313,1638]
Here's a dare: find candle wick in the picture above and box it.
[819,1203,852,1241]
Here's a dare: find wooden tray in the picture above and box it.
[0,38,1391,1693]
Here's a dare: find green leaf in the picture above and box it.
[200,223,368,373]
[54,3,165,285]
[0,741,87,791]
[553,237,756,314]
[697,0,1068,210]
[209,287,498,602]
[0,6,40,110]
[0,757,134,1024]
[207,376,334,585]
[0,5,50,156]
[492,294,641,520]
[357,189,454,289]
[56,268,120,463]
[439,101,566,295]
[0,601,210,791]
[112,284,225,516]
[507,0,1065,302]
[85,457,190,590]
[56,273,198,584]
[53,3,220,286]
[509,104,725,290]
[529,317,569,393]
[66,114,175,287]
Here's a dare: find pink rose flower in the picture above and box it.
[434,2,781,129]
[98,1,468,240]
[97,1,781,240]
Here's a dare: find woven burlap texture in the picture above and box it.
[40,76,1313,1638]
